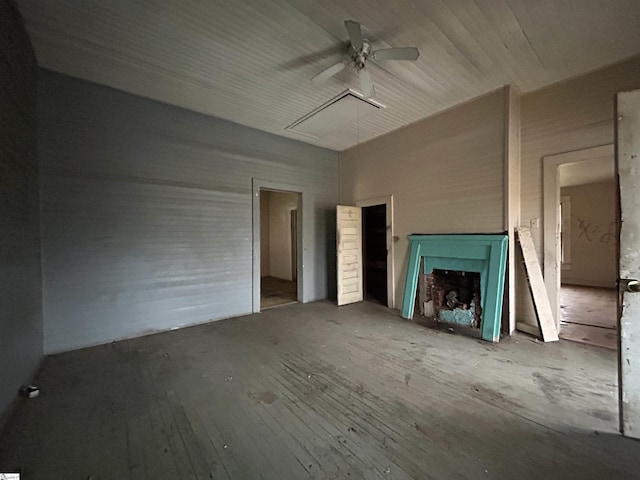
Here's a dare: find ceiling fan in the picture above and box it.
[311,20,420,98]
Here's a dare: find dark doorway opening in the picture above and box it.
[363,204,387,306]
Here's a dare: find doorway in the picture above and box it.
[543,145,618,349]
[259,189,300,309]
[355,195,395,308]
[558,157,618,349]
[362,204,387,306]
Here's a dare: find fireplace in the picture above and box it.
[422,268,482,327]
[401,234,508,342]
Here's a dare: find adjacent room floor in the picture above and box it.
[260,276,297,309]
[559,285,618,350]
[1,301,637,479]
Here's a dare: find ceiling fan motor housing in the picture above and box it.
[351,40,371,70]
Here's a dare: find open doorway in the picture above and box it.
[557,157,618,349]
[260,189,300,309]
[544,146,618,350]
[362,204,387,306]
[353,195,394,309]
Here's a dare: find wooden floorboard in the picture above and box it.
[1,301,639,479]
[560,285,618,349]
[560,285,617,329]
[261,276,298,309]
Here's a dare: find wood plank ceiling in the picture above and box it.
[17,0,640,151]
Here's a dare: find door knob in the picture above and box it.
[620,279,640,293]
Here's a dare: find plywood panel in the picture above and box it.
[517,228,558,342]
[38,71,339,353]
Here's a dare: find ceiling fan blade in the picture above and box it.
[344,20,364,51]
[358,67,375,98]
[373,47,420,61]
[310,61,346,83]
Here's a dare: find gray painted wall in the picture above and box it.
[39,70,339,353]
[0,0,43,418]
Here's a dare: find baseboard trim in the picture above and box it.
[0,354,46,431]
[516,322,541,338]
[562,280,617,289]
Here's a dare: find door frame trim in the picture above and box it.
[356,195,395,309]
[542,144,614,330]
[617,90,640,437]
[252,179,306,313]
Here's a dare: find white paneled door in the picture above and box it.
[337,206,363,306]
[618,90,640,438]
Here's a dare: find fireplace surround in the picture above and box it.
[401,234,508,342]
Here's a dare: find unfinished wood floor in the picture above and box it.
[560,285,618,350]
[1,301,638,479]
[261,276,298,309]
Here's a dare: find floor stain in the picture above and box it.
[251,391,278,405]
[404,373,411,386]
[470,383,521,409]
[589,409,614,422]
[414,422,452,449]
[532,372,574,403]
[495,358,514,364]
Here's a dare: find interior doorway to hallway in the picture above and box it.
[353,195,395,309]
[558,158,618,349]
[260,189,300,309]
[544,146,618,350]
[362,204,388,306]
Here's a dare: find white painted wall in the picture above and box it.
[260,191,270,276]
[340,89,507,309]
[268,191,298,281]
[561,180,617,288]
[519,56,640,326]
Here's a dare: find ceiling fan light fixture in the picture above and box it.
[309,20,420,99]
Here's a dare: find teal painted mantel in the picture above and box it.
[401,234,508,342]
